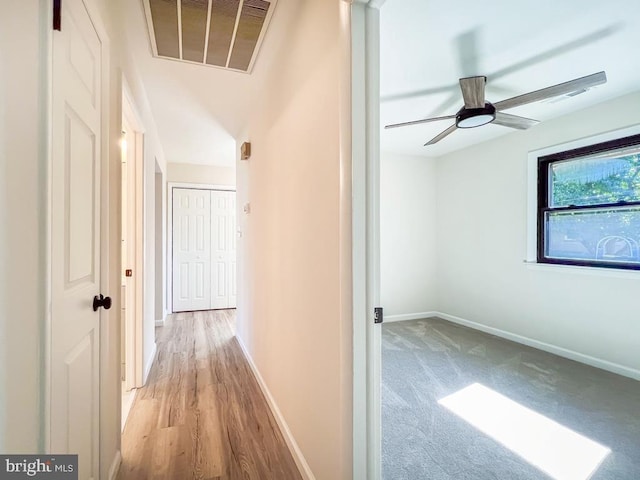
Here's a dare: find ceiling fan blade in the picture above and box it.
[493,112,539,130]
[459,76,486,109]
[425,124,457,146]
[494,71,607,111]
[385,114,456,130]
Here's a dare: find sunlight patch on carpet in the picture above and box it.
[438,383,610,480]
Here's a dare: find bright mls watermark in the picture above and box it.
[0,455,77,480]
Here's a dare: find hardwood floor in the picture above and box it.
[118,310,302,480]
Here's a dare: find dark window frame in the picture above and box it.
[537,133,640,270]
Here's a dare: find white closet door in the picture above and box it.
[228,193,237,308]
[173,188,212,312]
[211,191,236,309]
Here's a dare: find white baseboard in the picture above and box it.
[236,336,315,480]
[385,311,437,323]
[143,342,157,384]
[108,450,122,480]
[435,311,640,381]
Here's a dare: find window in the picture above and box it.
[537,134,640,270]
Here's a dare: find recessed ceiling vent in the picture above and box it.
[143,0,277,73]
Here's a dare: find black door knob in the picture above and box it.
[93,294,112,312]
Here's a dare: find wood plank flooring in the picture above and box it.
[118,310,302,480]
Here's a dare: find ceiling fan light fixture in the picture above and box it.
[456,103,496,129]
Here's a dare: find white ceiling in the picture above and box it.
[380,0,640,158]
[122,0,287,167]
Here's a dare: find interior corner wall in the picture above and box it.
[434,91,640,373]
[235,1,352,479]
[167,162,236,186]
[381,152,438,318]
[0,1,46,453]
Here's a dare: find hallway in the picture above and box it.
[118,310,302,480]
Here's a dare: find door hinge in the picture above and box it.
[374,307,383,324]
[53,0,61,31]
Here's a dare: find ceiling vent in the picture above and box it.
[143,0,277,73]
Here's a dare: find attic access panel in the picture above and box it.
[143,0,276,73]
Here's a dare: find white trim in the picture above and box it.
[235,337,315,480]
[43,0,54,454]
[143,342,157,384]
[526,123,640,263]
[365,7,382,480]
[107,450,122,480]
[168,182,236,191]
[121,90,146,390]
[524,261,640,279]
[202,0,213,63]
[351,5,368,480]
[167,182,237,313]
[155,318,165,327]
[351,3,382,479]
[385,312,437,323]
[435,312,640,381]
[121,77,146,134]
[176,0,183,60]
[141,0,159,56]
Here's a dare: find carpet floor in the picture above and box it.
[382,317,640,480]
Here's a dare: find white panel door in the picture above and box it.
[51,1,102,478]
[228,192,237,308]
[173,188,212,311]
[211,191,236,309]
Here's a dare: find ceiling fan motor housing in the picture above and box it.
[456,103,496,128]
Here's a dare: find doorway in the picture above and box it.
[169,186,237,313]
[120,85,145,429]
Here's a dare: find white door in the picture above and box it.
[228,193,237,308]
[172,189,237,312]
[51,0,103,478]
[173,188,212,311]
[211,191,236,309]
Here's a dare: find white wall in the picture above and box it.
[167,162,236,186]
[435,92,640,374]
[381,152,438,318]
[0,1,46,452]
[235,1,352,479]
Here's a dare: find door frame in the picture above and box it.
[121,78,146,390]
[351,1,384,479]
[167,182,236,314]
[44,0,112,461]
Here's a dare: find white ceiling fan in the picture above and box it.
[385,71,607,146]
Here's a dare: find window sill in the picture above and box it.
[523,260,640,279]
